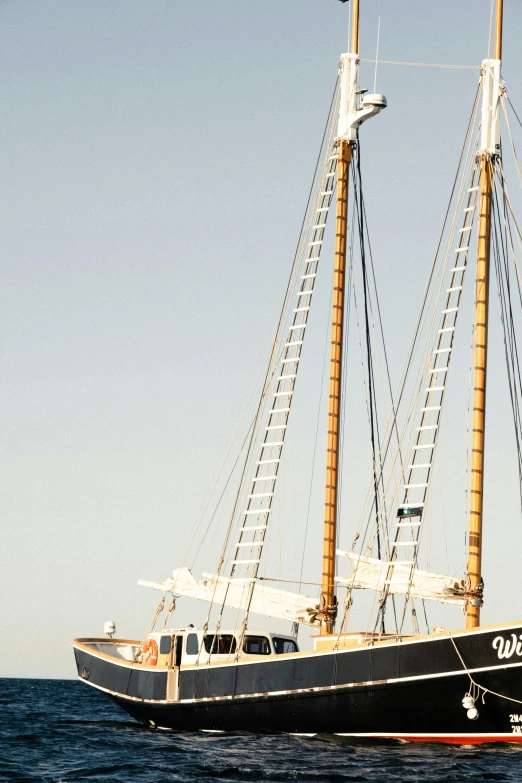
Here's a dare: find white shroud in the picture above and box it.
[138,567,321,626]
[335,551,466,606]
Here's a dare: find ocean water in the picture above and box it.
[1,679,522,783]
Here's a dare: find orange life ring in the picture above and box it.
[142,638,158,666]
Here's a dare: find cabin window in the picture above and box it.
[204,634,237,654]
[186,633,199,655]
[243,635,271,655]
[159,635,172,655]
[272,637,298,654]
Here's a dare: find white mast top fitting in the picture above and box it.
[337,52,387,142]
[480,59,502,156]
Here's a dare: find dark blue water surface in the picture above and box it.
[1,679,522,783]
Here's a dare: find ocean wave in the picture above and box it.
[1,679,521,783]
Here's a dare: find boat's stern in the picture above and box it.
[72,637,169,703]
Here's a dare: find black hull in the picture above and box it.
[73,623,522,743]
[113,668,522,742]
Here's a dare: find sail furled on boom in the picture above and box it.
[138,568,321,626]
[335,551,466,606]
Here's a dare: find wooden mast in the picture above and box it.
[320,0,358,635]
[351,0,359,55]
[495,0,503,61]
[466,0,503,629]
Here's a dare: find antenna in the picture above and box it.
[373,16,381,93]
[487,0,494,58]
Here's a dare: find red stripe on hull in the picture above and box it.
[392,735,522,745]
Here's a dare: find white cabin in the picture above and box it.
[148,627,299,667]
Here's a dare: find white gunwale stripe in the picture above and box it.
[180,654,522,691]
[73,622,522,686]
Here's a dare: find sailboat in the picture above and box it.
[73,0,522,743]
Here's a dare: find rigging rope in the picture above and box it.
[189,76,343,659]
[359,58,479,70]
[334,82,482,640]
[491,170,522,514]
[356,84,482,551]
[449,632,522,707]
[352,149,385,598]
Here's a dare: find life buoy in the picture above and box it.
[142,638,158,666]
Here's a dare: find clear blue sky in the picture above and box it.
[1,0,522,678]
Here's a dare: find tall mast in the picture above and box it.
[320,130,352,635]
[466,0,503,629]
[320,0,386,634]
[351,0,359,54]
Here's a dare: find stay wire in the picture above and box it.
[231,76,342,641]
[362,82,482,544]
[365,87,482,635]
[351,147,389,634]
[492,173,522,514]
[493,175,522,468]
[353,154,383,559]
